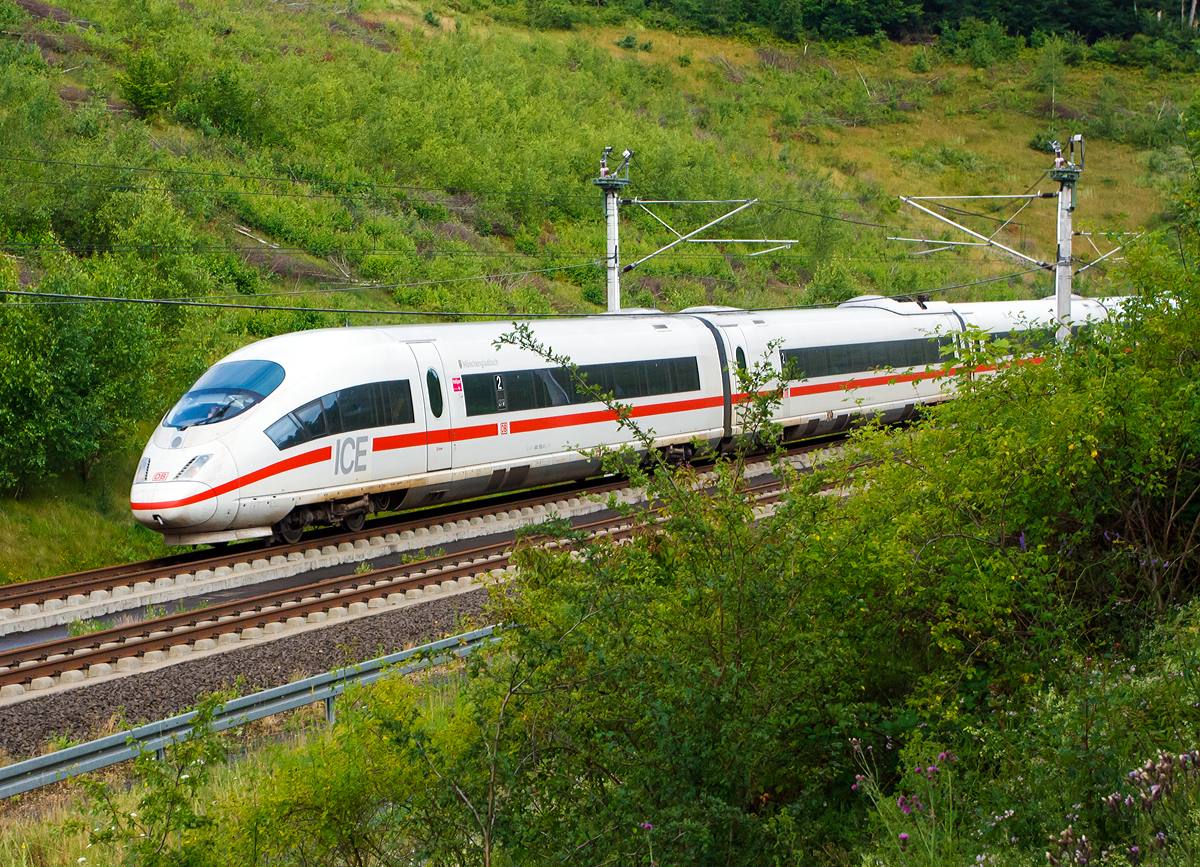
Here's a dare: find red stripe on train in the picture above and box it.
[509,394,723,434]
[136,367,968,514]
[789,369,947,397]
[130,446,333,511]
[373,424,498,452]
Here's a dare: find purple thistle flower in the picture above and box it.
[1019,531,1026,550]
[639,823,653,830]
[898,795,912,815]
[898,832,909,850]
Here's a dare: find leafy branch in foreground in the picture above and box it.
[72,693,232,867]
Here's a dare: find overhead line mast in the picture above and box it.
[591,147,775,313]
[593,147,633,313]
[891,134,1139,344]
[1049,136,1084,343]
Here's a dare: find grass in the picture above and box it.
[0,449,173,585]
[0,666,466,866]
[0,0,1188,582]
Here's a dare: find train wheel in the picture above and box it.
[343,511,366,533]
[276,512,305,545]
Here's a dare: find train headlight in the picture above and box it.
[174,454,212,481]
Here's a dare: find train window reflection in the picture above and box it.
[427,369,444,419]
[265,415,309,450]
[782,337,950,380]
[294,399,328,440]
[338,384,377,433]
[265,380,415,450]
[461,356,702,417]
[164,359,285,429]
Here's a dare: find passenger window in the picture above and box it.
[380,380,415,426]
[506,370,537,412]
[464,374,496,416]
[338,383,378,433]
[645,359,672,395]
[321,392,343,436]
[539,369,573,405]
[294,399,327,440]
[674,357,701,391]
[265,414,310,450]
[610,361,639,398]
[735,347,747,374]
[427,369,444,419]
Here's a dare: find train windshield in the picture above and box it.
[164,360,286,429]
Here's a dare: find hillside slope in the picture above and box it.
[0,0,1192,578]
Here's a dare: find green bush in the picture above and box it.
[175,66,276,143]
[116,48,184,117]
[939,17,1024,68]
[527,0,577,29]
[908,46,932,72]
[0,0,24,26]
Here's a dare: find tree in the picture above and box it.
[0,254,159,492]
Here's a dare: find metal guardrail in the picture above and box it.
[0,626,497,800]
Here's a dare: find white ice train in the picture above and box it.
[130,295,1117,546]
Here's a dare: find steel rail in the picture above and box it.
[0,476,635,610]
[0,480,789,687]
[0,539,518,682]
[0,627,498,800]
[1,438,840,613]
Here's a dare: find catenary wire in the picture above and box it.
[0,266,1052,314]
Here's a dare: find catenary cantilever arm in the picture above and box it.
[622,198,759,273]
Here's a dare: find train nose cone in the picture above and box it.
[130,440,237,532]
[131,481,219,529]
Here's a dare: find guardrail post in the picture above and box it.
[324,695,336,726]
[155,746,166,762]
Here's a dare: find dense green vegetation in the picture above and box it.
[0,0,1194,855]
[514,0,1200,54]
[0,0,1194,578]
[7,154,1200,862]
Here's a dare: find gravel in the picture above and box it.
[0,589,489,759]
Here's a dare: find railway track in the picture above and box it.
[0,438,846,634]
[0,476,642,623]
[0,479,790,693]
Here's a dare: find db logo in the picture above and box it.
[153,472,169,482]
[499,421,509,436]
[451,376,463,393]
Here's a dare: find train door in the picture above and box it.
[716,323,751,433]
[408,342,452,471]
[955,311,980,386]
